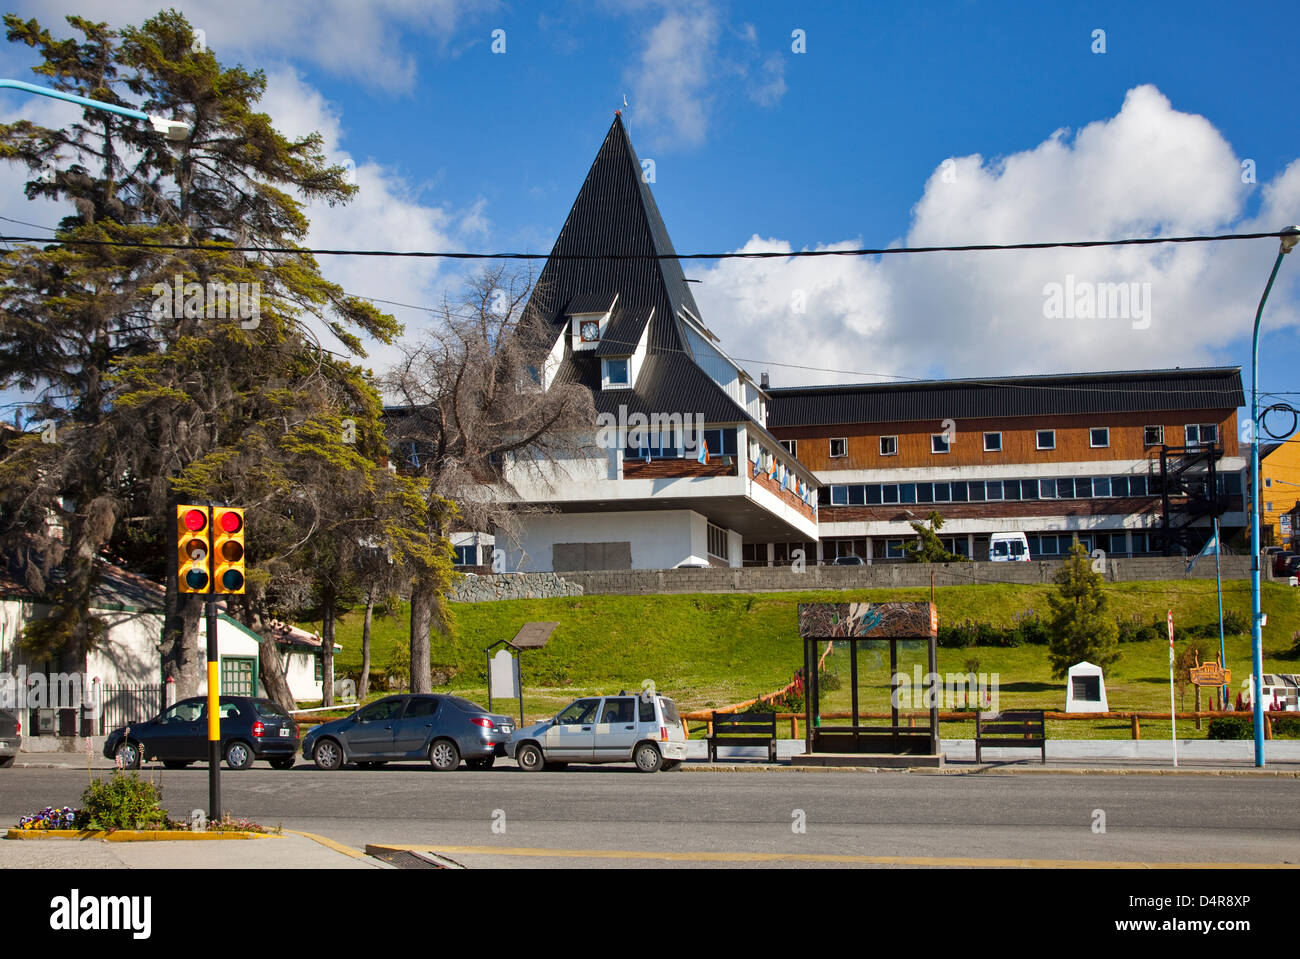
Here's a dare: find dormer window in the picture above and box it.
[603,357,630,388]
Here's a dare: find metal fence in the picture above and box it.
[98,684,164,735]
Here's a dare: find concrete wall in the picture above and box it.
[555,555,1259,596]
[503,510,711,572]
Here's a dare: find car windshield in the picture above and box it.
[555,698,600,725]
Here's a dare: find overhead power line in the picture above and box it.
[0,229,1293,260]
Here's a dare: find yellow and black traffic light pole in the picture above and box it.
[177,504,245,822]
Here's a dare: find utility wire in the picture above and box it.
[0,228,1293,260]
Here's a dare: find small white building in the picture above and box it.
[0,564,338,737]
[1065,661,1109,713]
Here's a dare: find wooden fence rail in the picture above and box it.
[680,709,1287,741]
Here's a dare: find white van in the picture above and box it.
[989,532,1030,562]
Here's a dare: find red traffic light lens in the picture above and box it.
[183,508,207,531]
[218,511,242,534]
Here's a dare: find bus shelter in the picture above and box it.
[797,602,941,761]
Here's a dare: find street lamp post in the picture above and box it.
[0,78,188,139]
[1249,225,1300,767]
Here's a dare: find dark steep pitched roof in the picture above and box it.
[767,368,1245,428]
[530,114,751,425]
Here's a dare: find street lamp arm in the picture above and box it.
[0,78,189,141]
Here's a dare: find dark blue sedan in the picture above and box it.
[103,696,299,770]
[301,694,515,771]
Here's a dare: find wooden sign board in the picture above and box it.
[1189,663,1230,687]
[798,602,938,639]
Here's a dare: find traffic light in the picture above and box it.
[177,506,210,593]
[212,507,245,594]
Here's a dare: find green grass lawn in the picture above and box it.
[304,579,1300,734]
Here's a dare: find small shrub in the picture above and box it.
[975,622,1004,647]
[79,771,171,831]
[1208,715,1300,740]
[1206,717,1252,740]
[1013,610,1050,646]
[1221,610,1249,635]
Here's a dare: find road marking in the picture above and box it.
[365,843,1298,868]
[284,829,370,859]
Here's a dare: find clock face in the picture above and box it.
[580,320,600,342]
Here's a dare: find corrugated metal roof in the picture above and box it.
[766,368,1244,427]
[594,305,653,356]
[565,291,619,315]
[529,114,753,426]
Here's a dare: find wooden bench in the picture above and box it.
[708,711,778,763]
[975,709,1046,764]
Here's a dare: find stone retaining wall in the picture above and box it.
[450,572,584,603]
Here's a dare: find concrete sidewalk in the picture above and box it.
[0,829,387,869]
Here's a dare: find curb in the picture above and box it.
[679,762,1300,778]
[5,828,274,841]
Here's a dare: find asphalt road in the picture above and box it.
[3,762,1298,868]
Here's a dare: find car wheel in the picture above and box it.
[269,756,295,770]
[428,739,460,771]
[634,742,663,773]
[465,756,495,770]
[115,740,141,770]
[516,742,545,772]
[313,739,343,771]
[224,741,254,771]
[163,760,190,770]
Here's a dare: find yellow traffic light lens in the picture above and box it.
[220,541,243,563]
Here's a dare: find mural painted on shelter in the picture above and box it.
[797,602,937,639]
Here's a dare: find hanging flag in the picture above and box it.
[769,458,778,480]
[697,439,708,464]
[1185,531,1218,574]
[752,457,761,476]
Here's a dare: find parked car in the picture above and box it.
[103,696,299,770]
[0,708,20,768]
[507,691,688,773]
[832,555,866,566]
[301,694,515,771]
[1273,552,1298,576]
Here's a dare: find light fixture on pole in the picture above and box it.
[1248,225,1299,767]
[0,78,189,140]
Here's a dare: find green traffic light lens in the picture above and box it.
[221,569,244,591]
[185,569,209,590]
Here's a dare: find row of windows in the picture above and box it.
[452,545,493,566]
[810,423,1222,459]
[624,428,737,460]
[819,472,1244,507]
[820,532,1163,561]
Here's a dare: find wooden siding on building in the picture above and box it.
[772,411,1238,472]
